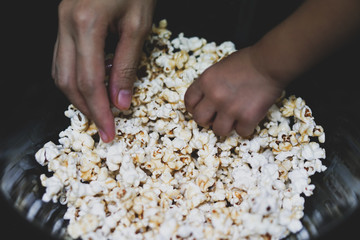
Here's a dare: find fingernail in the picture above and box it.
[98,129,109,143]
[117,90,132,109]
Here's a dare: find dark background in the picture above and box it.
[1,0,360,239]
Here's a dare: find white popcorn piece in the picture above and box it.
[64,104,89,132]
[35,19,327,240]
[35,141,61,166]
[232,165,257,191]
[67,213,100,239]
[183,182,207,209]
[216,41,236,57]
[173,50,189,69]
[171,33,206,52]
[159,88,180,103]
[300,142,326,161]
[288,169,311,195]
[41,174,64,203]
[210,181,226,201]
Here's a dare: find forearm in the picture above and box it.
[251,0,360,85]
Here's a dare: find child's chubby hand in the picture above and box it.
[185,47,285,137]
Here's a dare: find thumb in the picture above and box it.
[109,34,144,110]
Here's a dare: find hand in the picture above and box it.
[52,0,156,142]
[185,47,285,137]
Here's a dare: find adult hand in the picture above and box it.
[185,47,285,137]
[52,0,156,142]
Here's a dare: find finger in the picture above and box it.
[54,34,91,117]
[212,112,235,136]
[234,99,269,137]
[109,1,155,110]
[192,97,216,127]
[184,80,204,114]
[234,120,256,137]
[108,33,142,110]
[75,28,115,142]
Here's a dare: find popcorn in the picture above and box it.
[67,213,100,239]
[159,88,180,103]
[40,174,63,202]
[35,141,60,166]
[216,41,236,58]
[35,19,326,240]
[65,104,89,132]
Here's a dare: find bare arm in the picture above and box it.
[185,0,360,136]
[252,0,360,84]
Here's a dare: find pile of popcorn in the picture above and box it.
[35,20,326,240]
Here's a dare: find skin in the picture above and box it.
[186,0,360,136]
[185,47,284,137]
[52,0,156,142]
[52,0,360,142]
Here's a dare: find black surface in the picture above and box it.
[1,0,360,239]
[1,1,64,239]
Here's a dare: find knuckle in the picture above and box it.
[54,78,64,89]
[71,4,95,29]
[52,65,73,92]
[124,17,151,38]
[114,67,136,86]
[198,70,211,86]
[199,73,226,103]
[120,67,136,80]
[54,75,71,92]
[209,87,227,103]
[77,78,96,96]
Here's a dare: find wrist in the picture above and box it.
[247,43,293,90]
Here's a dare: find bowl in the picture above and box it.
[1,0,360,239]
